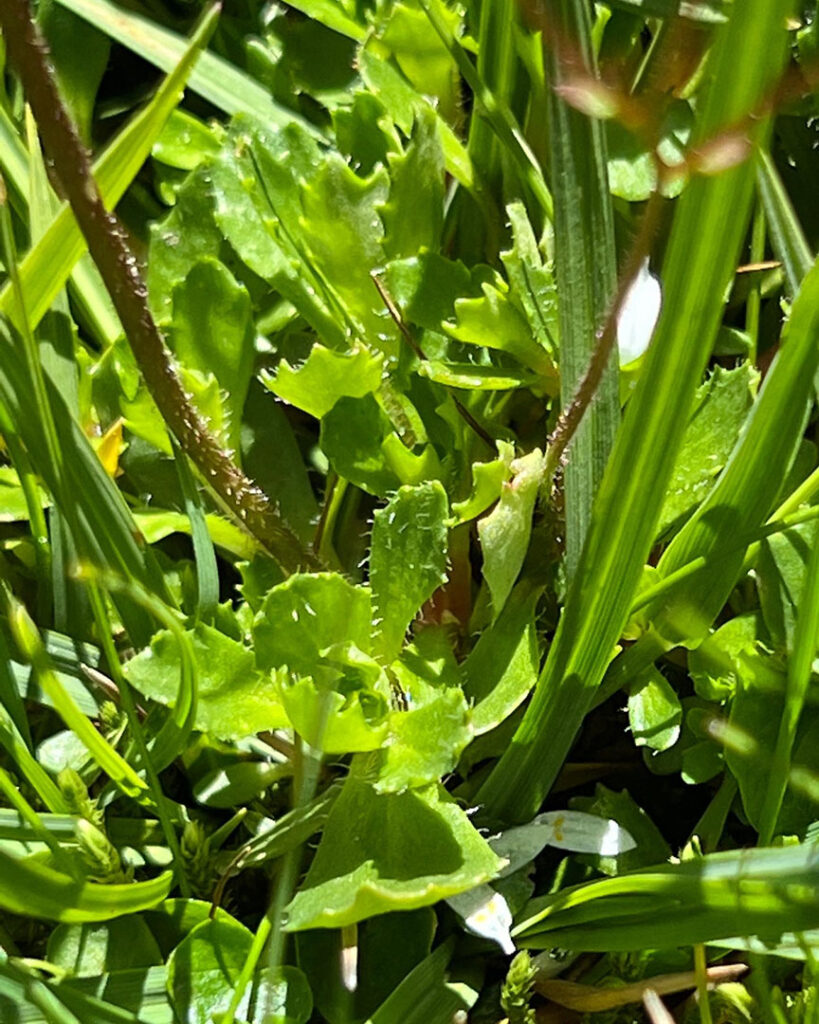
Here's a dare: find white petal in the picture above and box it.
[447,886,516,955]
[617,258,662,366]
[533,811,637,856]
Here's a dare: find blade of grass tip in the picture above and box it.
[170,436,219,623]
[84,581,190,897]
[756,148,813,295]
[757,500,819,844]
[541,0,620,583]
[476,0,794,824]
[417,0,554,221]
[53,0,323,139]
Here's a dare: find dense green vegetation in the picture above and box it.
[0,0,818,1020]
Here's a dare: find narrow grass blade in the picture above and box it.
[0,845,172,922]
[544,0,620,581]
[53,0,321,139]
[756,148,814,296]
[477,0,794,823]
[516,842,819,951]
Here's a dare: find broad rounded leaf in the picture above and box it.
[125,623,287,740]
[253,573,373,673]
[284,775,503,930]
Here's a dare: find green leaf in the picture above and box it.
[169,259,254,451]
[500,202,559,363]
[377,1,460,124]
[147,166,223,325]
[167,916,252,1024]
[606,101,692,201]
[357,47,474,190]
[298,154,394,353]
[687,613,782,703]
[377,632,471,792]
[266,343,384,419]
[0,847,172,923]
[463,583,541,734]
[657,364,758,537]
[756,519,819,652]
[418,361,534,390]
[381,106,445,260]
[47,917,162,977]
[153,110,221,171]
[384,252,474,332]
[478,448,545,617]
[320,396,403,496]
[253,573,373,673]
[444,281,553,376]
[284,772,503,930]
[125,623,287,741]
[276,659,390,754]
[366,940,478,1024]
[207,120,345,347]
[370,482,449,662]
[451,442,514,523]
[627,668,682,752]
[39,0,110,143]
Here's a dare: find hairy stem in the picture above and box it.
[0,0,319,575]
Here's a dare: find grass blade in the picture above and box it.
[756,148,814,296]
[542,0,620,581]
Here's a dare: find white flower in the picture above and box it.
[447,811,636,953]
[617,258,662,366]
[447,885,515,955]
